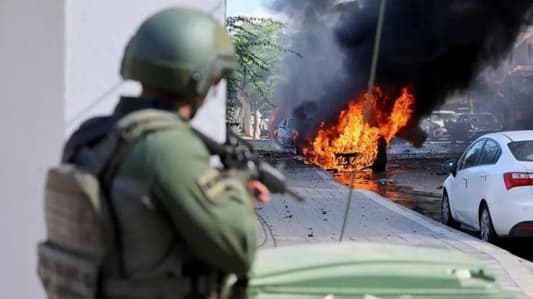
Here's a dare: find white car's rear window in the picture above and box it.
[508,141,533,161]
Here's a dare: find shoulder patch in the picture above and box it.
[196,168,243,201]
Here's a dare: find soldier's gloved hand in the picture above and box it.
[248,180,270,203]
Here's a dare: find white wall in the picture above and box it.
[65,0,228,141]
[0,1,65,297]
[0,1,227,297]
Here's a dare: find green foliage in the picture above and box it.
[225,16,299,122]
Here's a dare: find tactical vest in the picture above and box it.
[38,110,228,299]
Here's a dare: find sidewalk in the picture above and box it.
[256,166,533,299]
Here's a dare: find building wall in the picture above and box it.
[501,30,533,70]
[65,0,227,141]
[0,1,65,297]
[513,41,532,66]
[0,1,226,297]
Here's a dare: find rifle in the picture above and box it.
[192,128,304,202]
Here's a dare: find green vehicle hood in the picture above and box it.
[248,242,515,299]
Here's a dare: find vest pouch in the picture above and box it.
[40,165,106,298]
[43,166,105,254]
[38,242,101,299]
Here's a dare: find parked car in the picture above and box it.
[273,117,297,146]
[445,112,503,142]
[441,130,533,243]
[420,110,458,140]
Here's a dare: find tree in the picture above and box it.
[226,16,299,138]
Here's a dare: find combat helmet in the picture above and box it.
[120,8,238,110]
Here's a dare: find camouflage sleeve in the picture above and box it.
[145,128,257,275]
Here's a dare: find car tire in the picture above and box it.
[479,205,498,244]
[441,192,460,229]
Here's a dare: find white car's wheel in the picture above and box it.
[441,192,460,229]
[480,205,498,244]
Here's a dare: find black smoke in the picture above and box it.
[272,0,533,146]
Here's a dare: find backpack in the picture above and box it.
[37,110,184,299]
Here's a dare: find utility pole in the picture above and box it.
[364,0,388,124]
[341,0,388,242]
[224,0,227,18]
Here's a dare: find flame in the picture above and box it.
[304,87,414,171]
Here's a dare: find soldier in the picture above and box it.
[38,7,268,299]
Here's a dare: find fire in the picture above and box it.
[304,87,414,171]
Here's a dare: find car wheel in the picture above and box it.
[441,192,460,229]
[479,205,498,244]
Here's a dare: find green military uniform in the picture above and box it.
[116,104,256,276]
[101,98,256,297]
[112,97,256,275]
[39,7,256,299]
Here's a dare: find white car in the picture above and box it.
[441,130,533,243]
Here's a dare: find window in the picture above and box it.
[508,141,533,161]
[458,140,486,170]
[478,139,501,165]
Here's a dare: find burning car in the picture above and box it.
[303,87,414,172]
